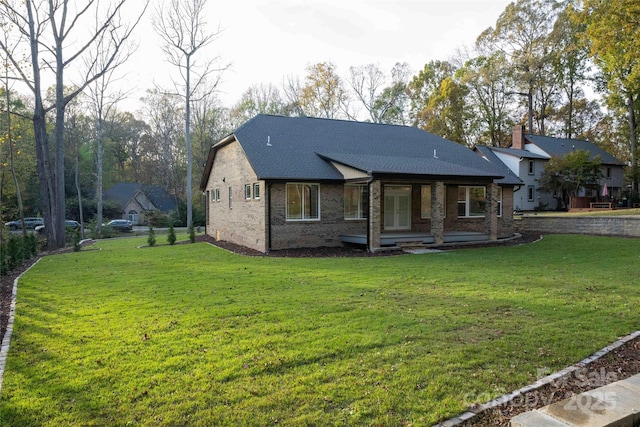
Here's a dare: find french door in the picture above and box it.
[384,186,411,231]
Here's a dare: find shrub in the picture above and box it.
[167,225,176,246]
[0,243,7,276]
[189,224,195,243]
[73,229,81,252]
[7,235,24,271]
[25,234,38,258]
[147,226,156,247]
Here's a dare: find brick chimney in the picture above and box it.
[512,124,525,150]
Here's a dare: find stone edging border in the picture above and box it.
[0,257,42,394]
[431,329,640,427]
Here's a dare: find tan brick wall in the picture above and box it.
[204,141,267,252]
[269,183,367,250]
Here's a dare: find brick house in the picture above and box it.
[476,126,626,211]
[200,115,521,253]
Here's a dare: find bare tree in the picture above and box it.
[152,0,228,231]
[87,60,129,236]
[0,0,148,248]
[0,27,27,237]
[348,62,411,124]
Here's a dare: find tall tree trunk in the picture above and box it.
[96,114,104,235]
[75,150,84,239]
[4,76,26,237]
[54,44,66,248]
[26,0,55,249]
[186,55,192,230]
[628,92,638,194]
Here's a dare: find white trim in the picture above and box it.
[458,186,486,218]
[383,185,412,231]
[286,183,321,221]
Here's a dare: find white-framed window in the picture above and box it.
[421,185,432,218]
[528,160,535,175]
[497,187,503,217]
[286,183,320,221]
[216,189,220,201]
[244,184,251,200]
[458,186,486,217]
[210,189,216,203]
[605,167,611,179]
[253,183,261,199]
[527,186,535,202]
[344,184,368,219]
[228,186,233,209]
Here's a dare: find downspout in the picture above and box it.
[267,182,272,254]
[366,176,374,252]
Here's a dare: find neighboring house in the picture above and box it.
[104,183,177,225]
[476,126,626,211]
[200,114,521,253]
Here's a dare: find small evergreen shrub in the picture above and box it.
[189,224,196,243]
[167,225,176,246]
[0,243,8,276]
[24,234,38,258]
[73,229,81,252]
[147,226,156,247]
[7,235,24,271]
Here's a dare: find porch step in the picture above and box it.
[396,240,429,253]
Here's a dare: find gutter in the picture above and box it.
[365,176,374,253]
[267,182,272,254]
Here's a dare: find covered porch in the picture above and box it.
[362,180,503,252]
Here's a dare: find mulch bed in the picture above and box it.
[1,233,638,426]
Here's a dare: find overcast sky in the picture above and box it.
[122,0,513,111]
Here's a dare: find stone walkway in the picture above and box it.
[510,373,640,426]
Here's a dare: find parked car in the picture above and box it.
[4,217,44,230]
[103,219,133,232]
[35,220,81,234]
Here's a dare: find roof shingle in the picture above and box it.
[228,115,504,181]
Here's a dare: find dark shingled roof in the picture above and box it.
[221,115,505,181]
[525,134,625,165]
[104,183,177,212]
[472,146,525,186]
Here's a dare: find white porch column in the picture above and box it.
[431,181,445,245]
[368,180,381,252]
[485,183,499,241]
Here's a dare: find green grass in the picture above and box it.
[1,234,639,426]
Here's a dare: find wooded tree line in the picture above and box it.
[0,0,638,248]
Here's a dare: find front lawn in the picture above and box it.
[1,235,638,426]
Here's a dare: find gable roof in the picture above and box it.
[524,134,625,165]
[201,115,505,188]
[472,146,525,186]
[104,183,177,212]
